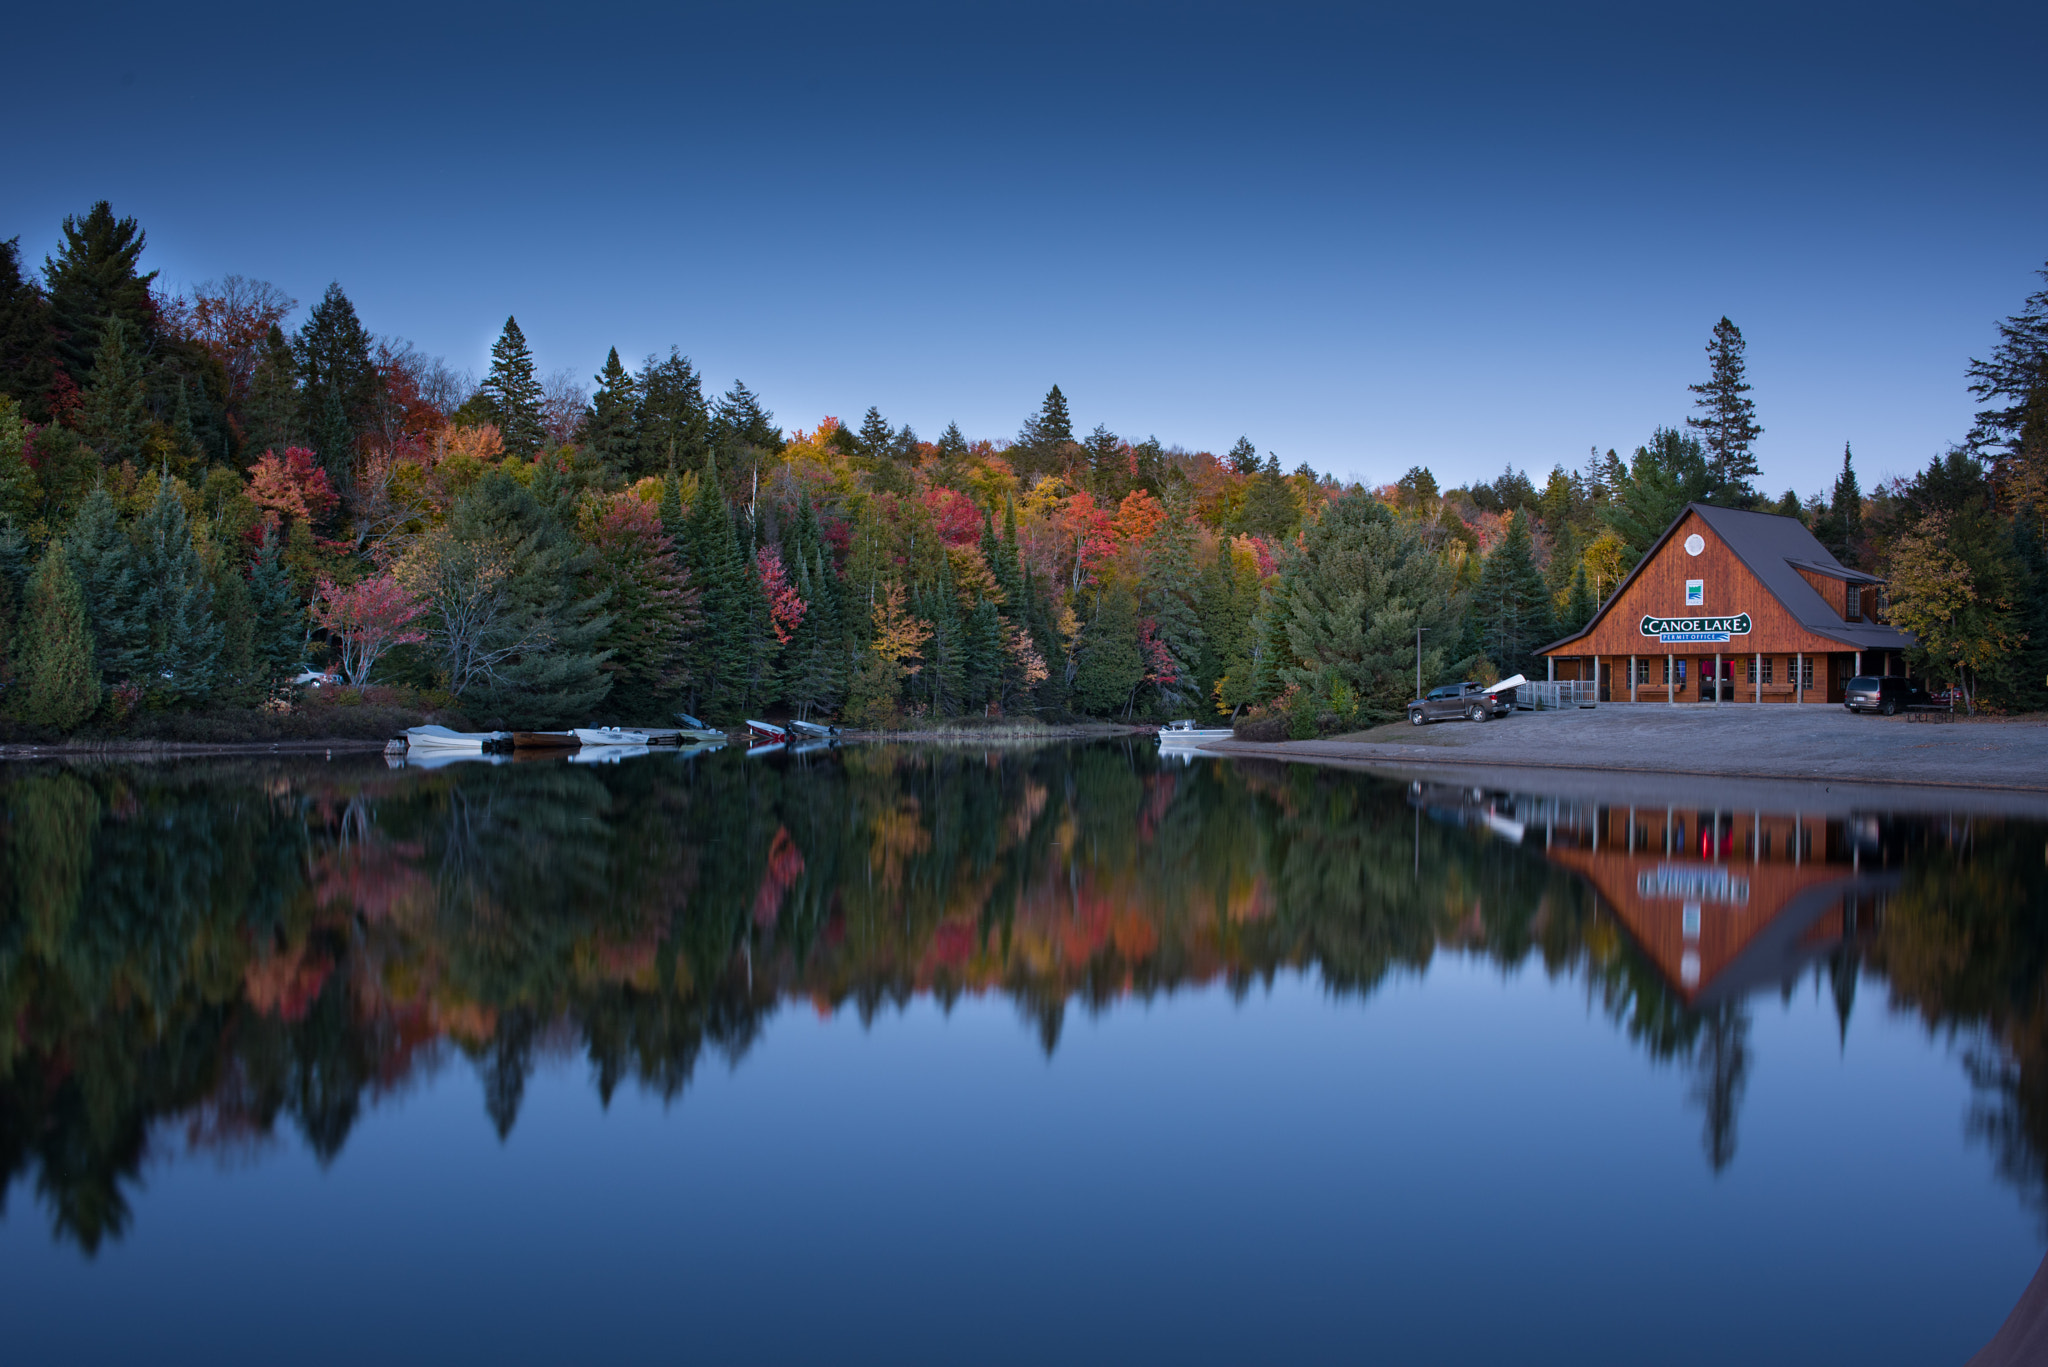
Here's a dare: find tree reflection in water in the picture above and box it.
[0,744,2042,1251]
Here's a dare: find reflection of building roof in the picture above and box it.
[1541,501,1915,654]
[1546,819,1898,1005]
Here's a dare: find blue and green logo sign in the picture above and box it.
[1639,612,1751,643]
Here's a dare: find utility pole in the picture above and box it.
[1416,626,1429,701]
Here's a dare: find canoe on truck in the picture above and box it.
[404,725,509,752]
[512,731,579,749]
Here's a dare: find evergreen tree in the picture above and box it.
[1271,490,1460,721]
[855,407,896,463]
[64,486,146,684]
[658,466,688,545]
[1072,582,1143,715]
[133,475,223,702]
[210,548,258,701]
[17,543,99,728]
[2002,508,2048,713]
[1462,508,1557,681]
[43,201,156,386]
[1239,454,1299,537]
[241,323,301,457]
[589,500,699,719]
[78,318,150,464]
[920,552,967,714]
[783,536,845,721]
[1132,436,1164,492]
[994,496,1025,609]
[294,283,379,483]
[0,238,56,422]
[635,349,709,480]
[583,347,639,475]
[1557,561,1597,637]
[1085,424,1127,497]
[481,316,547,458]
[1686,317,1763,503]
[734,507,780,713]
[1819,442,1863,565]
[1018,385,1075,477]
[1601,427,1710,567]
[1142,482,1204,706]
[963,597,1004,710]
[441,472,613,726]
[0,398,39,528]
[935,421,969,462]
[710,379,782,457]
[1228,436,1260,476]
[247,522,303,687]
[679,452,746,717]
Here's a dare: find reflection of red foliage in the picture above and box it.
[752,826,807,927]
[930,921,976,967]
[244,947,334,1022]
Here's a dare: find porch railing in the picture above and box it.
[1516,680,1598,710]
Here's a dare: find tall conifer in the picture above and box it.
[1686,317,1763,503]
[294,283,378,483]
[43,201,156,385]
[78,318,150,464]
[0,238,56,421]
[585,347,639,475]
[635,350,708,480]
[482,316,547,458]
[1462,508,1556,681]
[133,474,222,701]
[64,486,146,684]
[18,543,99,728]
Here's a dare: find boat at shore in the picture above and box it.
[512,731,579,749]
[574,727,655,747]
[403,725,510,752]
[1157,719,1232,746]
[789,719,839,739]
[671,713,729,743]
[745,719,788,743]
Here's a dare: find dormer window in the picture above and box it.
[1846,584,1862,621]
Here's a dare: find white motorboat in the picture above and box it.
[573,727,655,747]
[1157,719,1233,746]
[403,725,508,752]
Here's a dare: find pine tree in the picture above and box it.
[1085,424,1127,498]
[710,379,782,457]
[43,201,156,386]
[1228,436,1260,476]
[78,318,150,464]
[658,466,688,545]
[210,548,258,701]
[855,407,895,463]
[679,452,746,717]
[1557,561,1596,637]
[963,597,1003,709]
[635,349,708,480]
[1239,454,1299,537]
[17,542,99,728]
[294,283,379,484]
[64,486,146,685]
[1142,482,1204,706]
[0,238,56,422]
[584,347,639,475]
[1072,583,1144,716]
[248,522,303,687]
[1273,490,1460,721]
[1463,508,1557,681]
[1017,386,1076,478]
[735,506,780,713]
[1601,427,1710,566]
[241,323,301,458]
[1686,316,1763,504]
[1820,442,1864,565]
[920,551,967,714]
[133,475,223,701]
[481,316,547,458]
[994,497,1025,609]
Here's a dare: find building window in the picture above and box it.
[1746,656,1774,684]
[1874,588,1888,622]
[1847,584,1862,621]
[1798,657,1814,689]
[1762,656,1774,684]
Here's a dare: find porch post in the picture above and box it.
[1547,656,1555,682]
[1754,651,1761,704]
[1666,653,1674,705]
[1713,650,1721,706]
[1855,650,1862,677]
[1796,652,1803,704]
[1630,654,1638,703]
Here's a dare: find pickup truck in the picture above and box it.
[1408,681,1516,726]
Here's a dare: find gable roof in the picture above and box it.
[1542,502,1915,654]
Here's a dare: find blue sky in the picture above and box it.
[7,1,2044,495]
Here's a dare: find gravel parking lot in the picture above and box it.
[1203,703,2048,792]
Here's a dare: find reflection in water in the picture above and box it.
[0,744,2043,1252]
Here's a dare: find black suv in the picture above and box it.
[1408,682,1515,725]
[1843,676,1933,716]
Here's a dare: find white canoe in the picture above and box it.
[405,725,507,751]
[574,727,655,746]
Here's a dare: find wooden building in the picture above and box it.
[1538,502,1916,704]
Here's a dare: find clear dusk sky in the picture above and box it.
[7,1,2045,495]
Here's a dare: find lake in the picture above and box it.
[1,741,2042,1365]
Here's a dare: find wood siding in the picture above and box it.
[1543,508,1857,659]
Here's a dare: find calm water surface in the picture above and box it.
[1,741,2044,1365]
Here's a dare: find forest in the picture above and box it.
[0,201,2043,734]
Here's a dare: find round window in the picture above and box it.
[1684,533,1705,555]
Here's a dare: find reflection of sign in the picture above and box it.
[1638,865,1751,904]
[1686,579,1704,606]
[1640,613,1751,643]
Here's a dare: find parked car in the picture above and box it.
[290,664,340,688]
[1408,681,1514,725]
[1843,676,1934,715]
